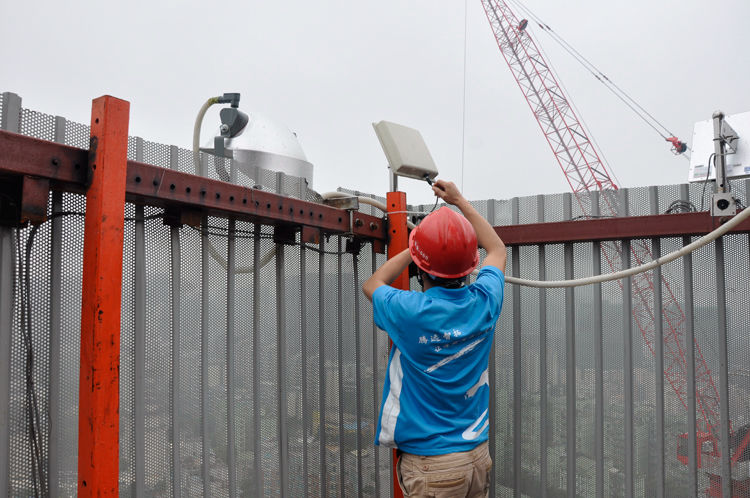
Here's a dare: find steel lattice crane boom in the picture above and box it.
[479,1,750,496]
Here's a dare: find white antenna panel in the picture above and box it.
[372,120,438,181]
[688,110,750,182]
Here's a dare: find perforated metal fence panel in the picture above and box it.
[3,93,750,497]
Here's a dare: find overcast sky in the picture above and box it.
[2,0,748,205]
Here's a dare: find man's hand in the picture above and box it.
[431,178,507,272]
[431,179,467,207]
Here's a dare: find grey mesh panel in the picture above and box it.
[5,96,750,497]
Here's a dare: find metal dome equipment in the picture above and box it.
[194,93,314,194]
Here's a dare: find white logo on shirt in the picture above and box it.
[462,409,489,441]
[419,336,428,345]
[465,369,489,399]
[425,337,484,373]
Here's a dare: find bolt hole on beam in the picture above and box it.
[135,176,141,183]
[186,187,191,193]
[170,184,175,190]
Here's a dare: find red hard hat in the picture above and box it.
[409,207,479,279]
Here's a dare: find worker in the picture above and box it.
[363,179,507,498]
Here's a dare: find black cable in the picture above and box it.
[665,200,697,214]
[185,223,353,255]
[700,153,715,212]
[428,195,439,214]
[16,225,47,497]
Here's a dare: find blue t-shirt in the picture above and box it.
[371,265,505,455]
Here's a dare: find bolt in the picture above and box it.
[51,158,59,166]
[354,218,364,227]
[369,222,378,231]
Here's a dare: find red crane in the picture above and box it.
[479,1,750,495]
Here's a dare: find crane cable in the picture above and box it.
[505,0,691,159]
[512,6,623,188]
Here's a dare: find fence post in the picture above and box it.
[386,191,408,498]
[0,91,21,497]
[77,96,130,497]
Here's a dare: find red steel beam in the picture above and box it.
[1,130,748,245]
[494,211,750,246]
[77,96,130,497]
[0,130,386,242]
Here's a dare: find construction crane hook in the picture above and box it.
[666,136,688,154]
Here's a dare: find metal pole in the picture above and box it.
[0,93,20,496]
[48,115,66,497]
[537,194,548,498]
[487,199,498,498]
[300,244,309,498]
[649,186,665,498]
[252,223,263,497]
[592,191,604,498]
[681,182,698,497]
[353,251,364,498]
[563,192,576,498]
[77,95,130,497]
[619,189,634,498]
[227,159,237,498]
[715,237,732,498]
[0,225,13,497]
[134,206,146,497]
[370,244,381,498]
[318,238,327,496]
[0,92,21,132]
[277,242,289,497]
[168,145,182,498]
[200,156,210,497]
[712,112,729,194]
[511,197,522,498]
[169,218,182,498]
[337,238,345,497]
[134,138,146,498]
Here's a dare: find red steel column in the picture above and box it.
[77,96,130,496]
[386,191,408,498]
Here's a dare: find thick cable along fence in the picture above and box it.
[2,92,750,497]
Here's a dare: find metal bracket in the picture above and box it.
[345,238,362,255]
[710,192,737,217]
[322,195,359,211]
[162,206,202,228]
[273,225,298,245]
[0,175,49,226]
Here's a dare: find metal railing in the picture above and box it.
[2,91,750,497]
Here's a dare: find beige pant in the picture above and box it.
[396,442,492,498]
